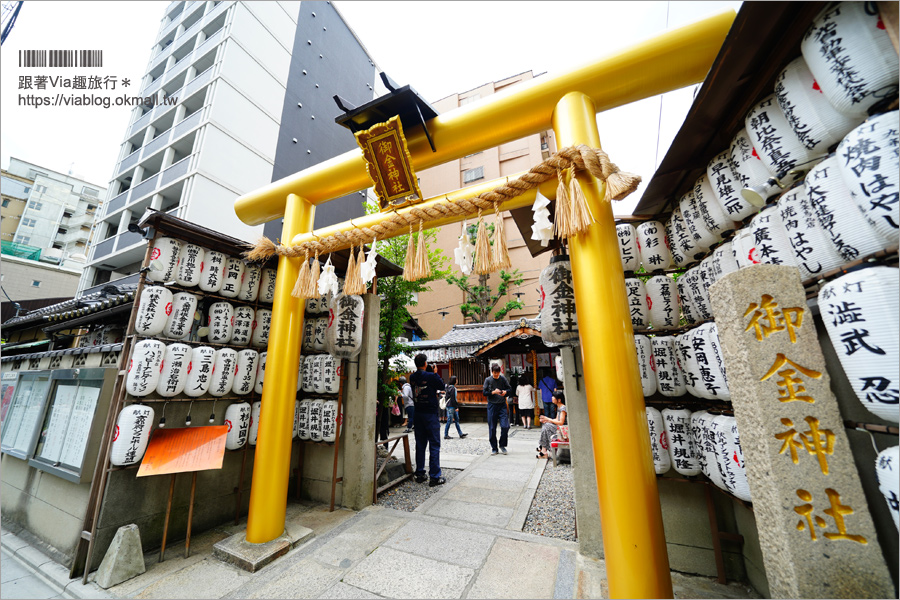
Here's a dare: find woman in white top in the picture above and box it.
[516,380,535,429]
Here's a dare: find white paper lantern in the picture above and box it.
[185,346,215,398]
[251,309,272,349]
[691,410,726,489]
[731,227,759,268]
[624,278,650,331]
[232,349,259,396]
[126,340,165,397]
[220,257,244,299]
[710,241,740,284]
[147,237,181,283]
[693,174,738,241]
[818,266,899,423]
[776,184,846,281]
[302,319,315,352]
[164,292,197,339]
[708,150,758,221]
[248,401,261,445]
[313,354,326,395]
[238,264,262,303]
[671,206,699,265]
[199,250,227,293]
[676,332,703,398]
[683,267,713,322]
[836,111,900,244]
[775,57,865,152]
[636,220,672,271]
[307,296,320,314]
[748,206,798,268]
[301,355,314,393]
[324,354,340,394]
[875,445,899,530]
[555,355,564,382]
[728,128,777,206]
[676,277,699,325]
[662,408,701,476]
[665,217,690,268]
[714,415,751,502]
[322,399,340,443]
[616,223,641,272]
[696,323,731,401]
[157,343,190,397]
[224,402,251,450]
[293,400,301,439]
[110,404,155,466]
[207,301,234,344]
[807,155,892,261]
[646,407,671,474]
[309,398,324,442]
[695,259,715,321]
[313,316,327,353]
[135,286,173,337]
[652,336,686,397]
[259,268,277,303]
[254,352,267,395]
[175,244,205,287]
[679,189,718,251]
[209,348,238,397]
[538,257,579,345]
[746,94,826,187]
[801,1,899,118]
[709,415,737,495]
[634,335,657,397]
[230,306,255,347]
[297,400,311,441]
[706,322,730,400]
[646,275,679,330]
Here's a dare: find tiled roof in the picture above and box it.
[0,343,124,363]
[409,318,541,350]
[1,284,137,328]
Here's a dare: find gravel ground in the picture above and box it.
[523,460,576,541]
[436,436,490,455]
[375,468,463,511]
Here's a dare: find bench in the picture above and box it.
[548,425,570,467]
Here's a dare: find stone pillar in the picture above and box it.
[560,346,604,559]
[340,293,379,510]
[709,265,892,598]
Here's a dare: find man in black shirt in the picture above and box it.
[410,353,446,486]
[482,363,511,455]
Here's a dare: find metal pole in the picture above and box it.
[552,91,672,598]
[245,193,314,543]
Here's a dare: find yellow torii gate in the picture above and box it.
[234,11,734,598]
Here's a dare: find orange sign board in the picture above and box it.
[355,115,423,210]
[136,426,228,477]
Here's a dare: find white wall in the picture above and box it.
[183,171,262,242]
[207,80,280,160]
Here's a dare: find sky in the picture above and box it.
[0,0,741,214]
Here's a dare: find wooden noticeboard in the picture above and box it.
[137,426,227,477]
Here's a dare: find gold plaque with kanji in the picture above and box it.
[355,115,423,210]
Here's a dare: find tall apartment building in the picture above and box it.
[413,72,558,340]
[80,0,381,292]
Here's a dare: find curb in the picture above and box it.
[1,531,111,599]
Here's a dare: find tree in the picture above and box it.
[366,202,449,406]
[445,223,525,323]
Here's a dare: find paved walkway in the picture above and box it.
[1,422,760,599]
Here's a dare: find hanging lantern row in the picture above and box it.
[299,354,341,395]
[296,398,342,443]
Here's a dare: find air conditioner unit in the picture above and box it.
[396,337,409,344]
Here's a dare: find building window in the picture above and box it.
[34,184,48,194]
[15,235,30,244]
[27,200,43,210]
[1,199,8,208]
[463,166,484,184]
[31,280,42,288]
[22,218,37,227]
[23,187,31,195]
[82,187,99,197]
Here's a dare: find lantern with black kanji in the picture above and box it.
[326,294,365,359]
[876,445,899,531]
[539,256,579,346]
[224,402,251,450]
[662,408,701,476]
[645,407,671,475]
[109,404,155,466]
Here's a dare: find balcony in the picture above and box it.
[183,67,212,100]
[91,237,115,261]
[62,213,95,228]
[197,26,223,56]
[115,231,144,252]
[104,190,130,216]
[55,229,90,245]
[130,173,160,203]
[142,74,165,97]
[174,109,203,139]
[160,156,191,187]
[120,148,142,173]
[129,110,153,138]
[143,129,172,158]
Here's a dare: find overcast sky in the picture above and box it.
[1,0,741,214]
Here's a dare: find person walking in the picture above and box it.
[410,353,447,486]
[537,390,567,459]
[482,363,511,455]
[400,376,414,433]
[538,371,558,420]
[516,377,535,429]
[444,376,468,439]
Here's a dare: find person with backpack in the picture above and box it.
[410,353,447,487]
[400,376,414,433]
[443,376,468,440]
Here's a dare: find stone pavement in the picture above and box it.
[1,421,761,599]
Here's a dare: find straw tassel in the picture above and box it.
[604,169,643,202]
[568,167,594,235]
[492,204,511,271]
[292,249,310,298]
[474,209,494,275]
[403,224,417,281]
[554,168,572,239]
[414,221,431,280]
[356,244,368,291]
[344,244,366,295]
[244,236,278,262]
[307,250,321,298]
